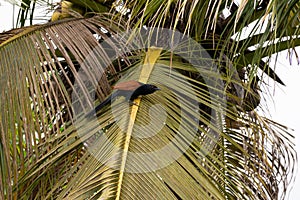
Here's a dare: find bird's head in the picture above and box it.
[128,83,160,101]
[145,84,160,94]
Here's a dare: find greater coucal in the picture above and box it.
[87,80,160,117]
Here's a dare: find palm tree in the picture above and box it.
[0,0,298,199]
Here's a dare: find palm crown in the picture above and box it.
[0,0,298,199]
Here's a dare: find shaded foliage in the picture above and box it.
[0,0,298,199]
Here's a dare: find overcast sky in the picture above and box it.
[1,0,300,199]
[264,53,300,200]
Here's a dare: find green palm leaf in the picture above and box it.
[0,0,298,199]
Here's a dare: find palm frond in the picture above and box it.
[0,0,298,199]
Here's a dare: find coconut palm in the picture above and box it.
[0,0,298,199]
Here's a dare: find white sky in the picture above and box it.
[0,1,16,31]
[263,54,300,200]
[263,54,300,127]
[0,0,300,199]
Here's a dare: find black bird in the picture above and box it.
[87,80,160,117]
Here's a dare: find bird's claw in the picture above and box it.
[129,100,139,107]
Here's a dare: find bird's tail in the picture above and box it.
[86,91,119,119]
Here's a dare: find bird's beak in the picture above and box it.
[155,88,161,91]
